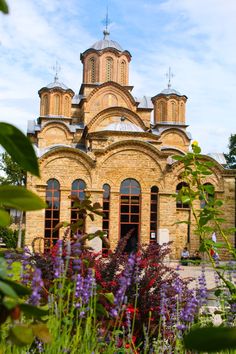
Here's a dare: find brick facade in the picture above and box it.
[26,31,236,259]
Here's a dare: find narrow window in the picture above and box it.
[120,178,141,252]
[64,96,70,116]
[171,101,177,122]
[159,102,165,122]
[150,186,158,242]
[71,179,86,237]
[102,184,110,254]
[44,179,60,250]
[54,94,60,115]
[176,182,189,208]
[88,57,96,83]
[120,60,126,85]
[106,57,113,81]
[42,95,49,116]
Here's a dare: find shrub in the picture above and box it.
[0,226,19,248]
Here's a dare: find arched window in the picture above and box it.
[200,183,215,208]
[180,102,184,122]
[42,95,49,116]
[64,96,70,117]
[120,60,126,85]
[171,101,177,122]
[176,182,189,208]
[44,179,60,250]
[102,184,110,254]
[88,57,96,83]
[71,179,86,236]
[150,186,158,242]
[106,57,113,81]
[159,102,165,122]
[54,94,60,115]
[120,178,141,252]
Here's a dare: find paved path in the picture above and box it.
[166,261,217,290]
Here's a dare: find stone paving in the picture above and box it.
[166,261,217,290]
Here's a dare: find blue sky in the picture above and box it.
[0,0,235,154]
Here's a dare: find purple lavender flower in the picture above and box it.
[5,251,14,278]
[54,240,64,278]
[29,268,44,306]
[113,253,135,312]
[74,268,95,309]
[21,246,31,285]
[197,264,208,306]
[180,290,199,323]
[72,241,82,274]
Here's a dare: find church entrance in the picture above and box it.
[120,179,141,253]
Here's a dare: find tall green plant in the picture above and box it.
[173,141,236,352]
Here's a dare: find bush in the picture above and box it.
[0,226,24,248]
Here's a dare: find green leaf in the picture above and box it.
[172,155,184,161]
[101,292,114,304]
[31,324,52,343]
[0,185,46,211]
[0,258,7,278]
[3,297,18,310]
[19,304,49,318]
[184,327,236,352]
[0,208,11,226]
[0,0,8,14]
[0,280,18,298]
[1,278,31,296]
[8,325,34,346]
[0,123,39,176]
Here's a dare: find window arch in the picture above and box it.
[71,179,86,235]
[171,101,177,122]
[44,179,60,250]
[120,179,141,252]
[42,95,49,115]
[158,102,165,122]
[180,102,184,122]
[64,96,70,116]
[54,94,60,115]
[176,182,189,208]
[102,184,110,254]
[120,60,126,85]
[88,57,96,83]
[200,183,215,208]
[106,57,113,81]
[150,186,159,242]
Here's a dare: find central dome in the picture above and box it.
[90,30,123,52]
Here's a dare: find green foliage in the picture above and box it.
[0,123,39,177]
[0,152,26,186]
[0,209,11,227]
[184,327,236,352]
[0,227,18,248]
[224,133,236,169]
[0,185,46,211]
[0,0,8,14]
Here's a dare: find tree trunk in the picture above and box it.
[17,211,23,249]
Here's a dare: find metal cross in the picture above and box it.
[52,61,61,81]
[166,67,174,88]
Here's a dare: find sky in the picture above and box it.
[0,0,235,154]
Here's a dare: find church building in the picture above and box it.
[25,29,236,258]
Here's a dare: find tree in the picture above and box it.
[224,134,236,169]
[0,152,26,248]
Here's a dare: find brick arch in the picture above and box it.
[86,81,137,110]
[169,156,225,191]
[87,106,147,132]
[41,121,72,135]
[160,128,190,145]
[39,147,95,187]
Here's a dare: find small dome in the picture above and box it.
[46,78,69,90]
[90,30,123,52]
[103,117,143,132]
[160,88,182,96]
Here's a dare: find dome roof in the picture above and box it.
[46,77,69,90]
[103,117,143,132]
[160,88,182,96]
[90,30,123,52]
